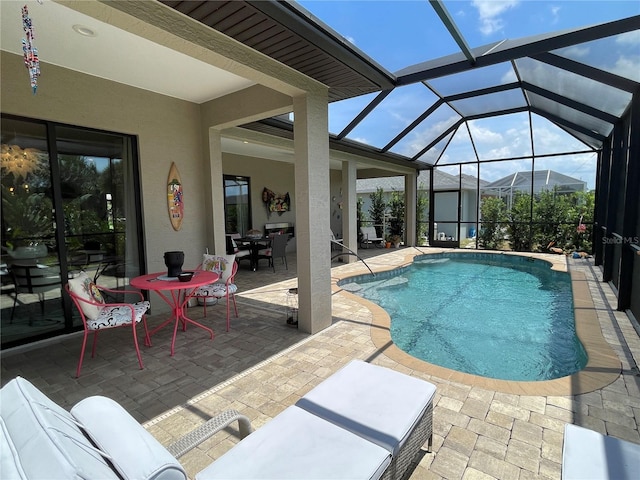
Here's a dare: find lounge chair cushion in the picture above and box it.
[195,406,391,480]
[562,423,640,479]
[296,360,436,456]
[0,377,118,479]
[71,396,187,480]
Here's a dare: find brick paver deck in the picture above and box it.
[2,247,638,479]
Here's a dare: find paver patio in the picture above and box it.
[1,247,639,479]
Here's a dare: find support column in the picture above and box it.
[293,92,331,334]
[207,129,226,255]
[405,173,418,247]
[342,160,358,262]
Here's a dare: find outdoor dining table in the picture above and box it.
[237,236,271,271]
[130,270,219,356]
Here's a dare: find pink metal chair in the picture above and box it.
[193,254,238,331]
[66,272,151,377]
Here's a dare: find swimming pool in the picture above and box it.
[340,253,588,381]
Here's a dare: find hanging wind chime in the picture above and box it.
[22,4,41,94]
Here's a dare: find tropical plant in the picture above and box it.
[387,190,405,237]
[563,190,595,252]
[506,192,532,251]
[356,196,365,228]
[532,188,571,251]
[478,196,506,249]
[368,187,386,237]
[416,187,429,244]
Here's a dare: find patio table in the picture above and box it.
[130,270,218,356]
[237,236,271,271]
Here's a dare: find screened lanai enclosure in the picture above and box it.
[183,1,637,318]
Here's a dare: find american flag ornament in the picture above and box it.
[22,5,41,94]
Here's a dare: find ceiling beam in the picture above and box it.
[429,0,475,64]
[396,15,640,85]
[337,89,394,139]
[531,52,638,93]
[530,107,607,142]
[522,82,618,124]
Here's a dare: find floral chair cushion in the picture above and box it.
[202,254,235,283]
[86,301,150,330]
[198,253,237,298]
[68,271,105,320]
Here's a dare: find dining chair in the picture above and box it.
[66,271,151,377]
[260,233,288,272]
[9,263,62,325]
[193,254,238,331]
[227,234,251,266]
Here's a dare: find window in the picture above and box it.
[223,175,251,236]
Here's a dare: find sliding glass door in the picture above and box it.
[1,115,144,348]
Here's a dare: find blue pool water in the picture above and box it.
[340,253,588,381]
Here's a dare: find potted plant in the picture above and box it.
[388,234,402,248]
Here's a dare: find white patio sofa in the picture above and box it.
[1,361,436,480]
[562,423,640,479]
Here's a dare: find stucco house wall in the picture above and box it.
[2,51,210,279]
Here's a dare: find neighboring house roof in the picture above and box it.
[484,170,587,193]
[357,170,489,194]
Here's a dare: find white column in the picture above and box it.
[208,129,226,255]
[342,160,358,263]
[405,173,418,246]
[293,92,331,334]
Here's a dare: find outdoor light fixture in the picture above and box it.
[72,24,96,37]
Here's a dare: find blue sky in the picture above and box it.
[298,1,639,72]
[296,1,640,189]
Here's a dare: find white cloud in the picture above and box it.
[468,124,503,144]
[613,55,640,82]
[399,115,460,157]
[616,30,640,46]
[501,69,518,84]
[471,0,520,36]
[561,46,590,58]
[550,5,561,24]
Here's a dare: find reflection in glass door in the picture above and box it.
[1,118,63,345]
[1,115,143,348]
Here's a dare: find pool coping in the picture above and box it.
[332,249,621,396]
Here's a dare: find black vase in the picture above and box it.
[164,251,184,277]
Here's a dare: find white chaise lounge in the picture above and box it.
[198,360,436,479]
[562,423,640,479]
[1,361,436,480]
[360,226,384,248]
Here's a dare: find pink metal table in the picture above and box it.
[130,271,219,356]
